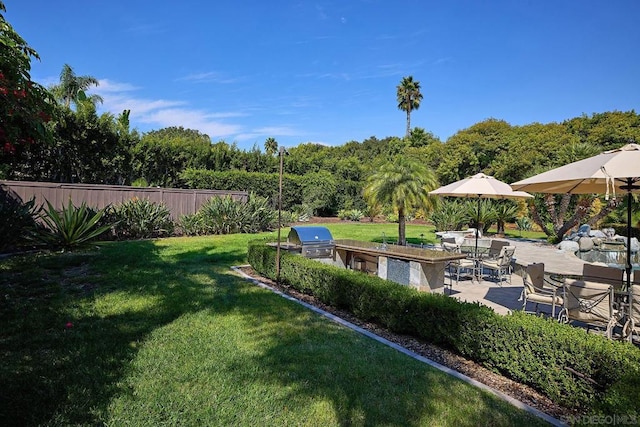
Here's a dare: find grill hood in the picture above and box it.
[288,226,334,245]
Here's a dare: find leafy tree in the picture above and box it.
[12,105,134,184]
[0,1,54,172]
[527,142,618,242]
[300,171,338,216]
[364,156,438,245]
[50,64,103,110]
[564,111,640,150]
[210,141,237,171]
[232,143,276,173]
[396,76,423,137]
[132,127,212,187]
[334,156,364,181]
[435,119,513,183]
[285,142,332,175]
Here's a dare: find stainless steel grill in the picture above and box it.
[287,226,335,259]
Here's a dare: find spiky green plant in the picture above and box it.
[428,199,467,232]
[178,212,207,236]
[38,199,111,249]
[199,195,244,234]
[106,198,174,239]
[198,193,276,235]
[0,192,42,252]
[516,216,533,236]
[241,193,277,233]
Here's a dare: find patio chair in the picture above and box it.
[558,280,622,339]
[487,239,509,259]
[582,264,624,291]
[442,242,476,291]
[520,263,565,318]
[440,237,457,248]
[621,275,640,342]
[480,246,516,285]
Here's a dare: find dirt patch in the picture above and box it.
[236,265,579,422]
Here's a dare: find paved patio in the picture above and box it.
[445,237,588,316]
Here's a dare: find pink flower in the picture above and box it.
[65,322,73,329]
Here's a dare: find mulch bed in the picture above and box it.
[236,265,580,422]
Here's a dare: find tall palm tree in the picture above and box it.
[364,156,438,245]
[396,76,423,138]
[264,137,278,156]
[51,64,103,110]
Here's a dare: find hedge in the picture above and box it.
[180,169,304,211]
[179,168,365,215]
[248,239,640,416]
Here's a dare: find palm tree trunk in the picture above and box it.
[398,209,407,245]
[405,107,411,138]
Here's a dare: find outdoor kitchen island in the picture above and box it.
[333,239,467,293]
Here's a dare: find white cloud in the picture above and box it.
[96,79,139,92]
[139,108,242,137]
[92,78,311,145]
[93,79,246,139]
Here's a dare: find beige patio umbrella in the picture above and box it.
[429,173,533,259]
[511,143,640,289]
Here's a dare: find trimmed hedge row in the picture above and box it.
[179,168,366,214]
[180,169,304,211]
[248,239,640,415]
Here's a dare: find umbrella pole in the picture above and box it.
[475,196,480,259]
[475,196,480,281]
[626,183,632,290]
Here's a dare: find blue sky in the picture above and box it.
[6,1,640,150]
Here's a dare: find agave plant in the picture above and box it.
[515,216,533,236]
[107,198,174,239]
[241,193,277,233]
[0,192,42,252]
[178,212,207,236]
[199,196,244,234]
[39,199,111,250]
[198,194,277,235]
[428,200,467,232]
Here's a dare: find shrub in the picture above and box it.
[106,198,174,239]
[38,199,111,250]
[338,209,364,221]
[242,193,277,233]
[0,190,41,253]
[278,210,299,226]
[197,193,277,235]
[429,200,468,231]
[515,216,533,236]
[247,239,640,416]
[177,212,207,236]
[180,169,304,212]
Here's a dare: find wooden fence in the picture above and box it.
[0,180,248,219]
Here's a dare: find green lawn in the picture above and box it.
[0,225,550,426]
